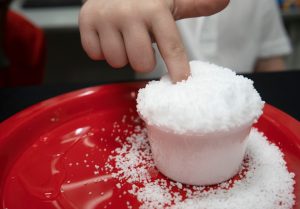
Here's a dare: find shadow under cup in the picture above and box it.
[146,122,252,186]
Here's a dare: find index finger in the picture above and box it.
[151,10,190,83]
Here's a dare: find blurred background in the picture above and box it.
[1,0,300,86]
[1,0,135,86]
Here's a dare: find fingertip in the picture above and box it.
[168,62,190,83]
[79,4,105,61]
[80,34,104,61]
[108,58,128,69]
[99,33,127,67]
[82,39,104,60]
[79,22,104,60]
[89,53,105,61]
[131,57,156,73]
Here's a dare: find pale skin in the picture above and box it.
[255,57,287,72]
[79,0,229,82]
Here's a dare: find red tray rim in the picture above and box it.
[0,82,299,208]
[0,82,299,139]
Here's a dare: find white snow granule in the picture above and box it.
[136,61,265,134]
[105,128,295,209]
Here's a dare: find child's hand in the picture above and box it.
[79,0,229,82]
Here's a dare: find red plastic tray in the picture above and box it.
[0,82,299,209]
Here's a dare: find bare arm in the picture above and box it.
[254,56,287,73]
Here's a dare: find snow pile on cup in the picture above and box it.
[136,60,265,185]
[137,61,264,134]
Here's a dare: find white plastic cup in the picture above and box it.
[146,123,252,186]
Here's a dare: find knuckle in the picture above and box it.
[109,3,137,24]
[143,0,166,15]
[79,3,103,25]
[79,5,90,24]
[96,8,110,21]
[164,42,185,58]
[117,4,134,17]
[113,2,140,21]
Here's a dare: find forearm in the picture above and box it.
[254,56,287,73]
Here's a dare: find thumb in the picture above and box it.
[171,0,230,20]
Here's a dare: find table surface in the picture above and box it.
[0,71,300,122]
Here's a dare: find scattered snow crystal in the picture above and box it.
[105,128,295,209]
